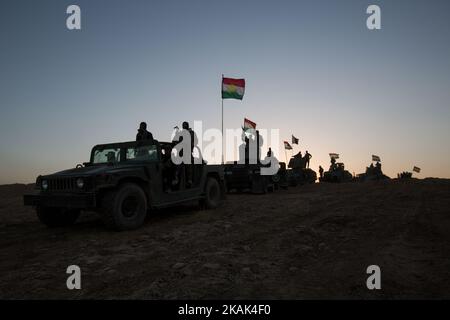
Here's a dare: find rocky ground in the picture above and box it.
[0,179,449,299]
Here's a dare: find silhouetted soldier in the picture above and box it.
[375,161,382,175]
[319,165,324,179]
[304,151,312,168]
[330,157,336,171]
[173,121,198,188]
[136,122,154,142]
[263,147,279,173]
[289,151,303,169]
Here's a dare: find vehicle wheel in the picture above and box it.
[101,183,147,231]
[36,206,80,227]
[204,177,222,209]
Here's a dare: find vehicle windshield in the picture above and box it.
[92,148,121,164]
[91,143,158,164]
[126,145,158,162]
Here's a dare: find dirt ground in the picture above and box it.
[0,179,449,299]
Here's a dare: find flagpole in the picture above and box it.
[221,74,224,165]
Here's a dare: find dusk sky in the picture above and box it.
[1,0,450,184]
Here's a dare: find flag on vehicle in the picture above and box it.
[372,155,381,162]
[413,166,421,173]
[242,118,256,133]
[292,135,299,145]
[222,77,245,100]
[284,141,293,150]
[329,153,339,159]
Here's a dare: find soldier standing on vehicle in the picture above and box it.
[319,165,324,179]
[330,157,337,171]
[304,150,312,168]
[172,121,198,188]
[262,147,279,175]
[136,122,154,142]
[375,161,382,175]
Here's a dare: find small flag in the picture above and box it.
[222,77,245,100]
[372,155,381,162]
[413,166,421,173]
[292,135,299,145]
[242,118,256,133]
[284,141,293,150]
[329,153,339,159]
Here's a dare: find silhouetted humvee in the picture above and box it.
[224,130,280,193]
[24,140,225,231]
[286,156,317,186]
[320,162,353,183]
[397,171,413,179]
[356,163,390,182]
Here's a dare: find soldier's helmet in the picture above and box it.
[182,121,189,130]
[139,122,147,130]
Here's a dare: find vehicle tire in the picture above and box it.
[101,183,147,231]
[204,177,222,209]
[36,206,80,227]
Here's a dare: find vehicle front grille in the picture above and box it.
[47,178,76,191]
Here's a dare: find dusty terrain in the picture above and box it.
[0,179,449,299]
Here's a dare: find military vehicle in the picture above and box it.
[356,163,390,182]
[320,162,353,183]
[286,154,317,186]
[23,139,225,231]
[224,163,275,193]
[224,130,279,194]
[272,162,289,190]
[397,171,413,179]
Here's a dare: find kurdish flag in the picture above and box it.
[222,77,245,100]
[242,118,256,133]
[329,153,339,159]
[284,141,293,150]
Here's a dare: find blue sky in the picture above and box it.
[1,0,450,183]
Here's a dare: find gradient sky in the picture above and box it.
[1,0,450,184]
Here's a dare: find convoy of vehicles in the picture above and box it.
[23,128,379,230]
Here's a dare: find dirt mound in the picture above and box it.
[0,180,449,299]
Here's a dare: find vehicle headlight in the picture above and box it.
[76,178,84,189]
[41,180,48,190]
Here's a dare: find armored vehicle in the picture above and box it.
[320,162,353,183]
[272,162,289,190]
[24,139,225,231]
[356,163,390,182]
[397,171,413,179]
[286,155,317,186]
[224,130,279,194]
